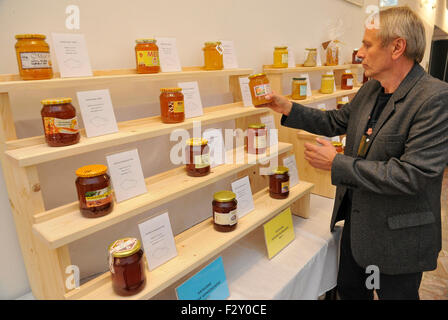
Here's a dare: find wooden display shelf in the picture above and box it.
[6,103,268,167]
[286,86,360,105]
[263,63,362,74]
[64,181,314,300]
[0,67,253,91]
[32,142,293,249]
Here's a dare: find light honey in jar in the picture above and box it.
[15,34,53,80]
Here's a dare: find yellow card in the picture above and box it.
[263,207,295,259]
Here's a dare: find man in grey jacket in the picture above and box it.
[264,6,448,299]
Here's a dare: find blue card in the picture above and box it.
[176,256,229,300]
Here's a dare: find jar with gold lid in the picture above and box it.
[269,166,290,199]
[159,87,184,123]
[212,191,238,232]
[273,46,288,68]
[304,48,317,67]
[108,237,146,296]
[248,73,272,107]
[135,38,160,74]
[75,164,113,218]
[320,73,335,94]
[15,34,53,80]
[291,77,307,100]
[41,97,80,147]
[332,141,344,153]
[247,123,267,155]
[186,138,210,177]
[203,41,223,70]
[337,96,349,110]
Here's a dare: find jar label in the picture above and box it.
[300,85,307,97]
[253,84,272,98]
[281,181,289,193]
[282,53,288,64]
[85,185,112,208]
[169,101,184,113]
[19,52,51,69]
[347,78,353,86]
[214,209,237,226]
[194,154,210,169]
[136,50,160,67]
[254,135,266,149]
[43,117,79,135]
[108,238,138,274]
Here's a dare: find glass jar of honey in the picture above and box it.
[186,138,210,177]
[341,70,354,90]
[212,191,238,232]
[320,74,335,94]
[15,34,53,80]
[352,49,362,64]
[135,39,160,74]
[40,98,80,147]
[291,77,307,100]
[247,124,267,155]
[203,41,224,70]
[273,46,288,68]
[304,48,317,67]
[159,88,184,123]
[108,238,146,296]
[332,141,344,153]
[75,164,114,218]
[269,166,290,199]
[248,73,272,107]
[337,97,349,110]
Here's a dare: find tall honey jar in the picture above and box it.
[203,41,223,70]
[247,123,267,155]
[159,88,185,123]
[291,77,307,100]
[185,138,210,177]
[273,46,288,68]
[341,70,354,90]
[135,39,160,74]
[248,73,272,107]
[15,34,53,80]
[212,191,238,232]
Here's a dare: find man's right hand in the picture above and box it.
[263,93,293,116]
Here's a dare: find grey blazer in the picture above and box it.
[281,63,448,275]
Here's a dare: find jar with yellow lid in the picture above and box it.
[273,46,288,68]
[41,97,80,147]
[203,41,223,70]
[247,123,267,155]
[337,96,350,110]
[332,141,344,153]
[320,73,335,94]
[75,164,113,218]
[304,48,317,67]
[248,73,272,107]
[269,166,290,199]
[160,88,184,123]
[212,191,238,232]
[15,34,53,80]
[108,237,146,296]
[186,138,210,177]
[291,77,307,100]
[135,38,160,74]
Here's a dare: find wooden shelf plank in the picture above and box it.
[32,142,293,249]
[5,103,269,167]
[0,67,253,91]
[263,64,362,74]
[64,181,314,300]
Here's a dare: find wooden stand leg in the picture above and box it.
[291,191,311,219]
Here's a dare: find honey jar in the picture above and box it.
[332,141,344,153]
[304,48,317,67]
[291,77,307,100]
[337,97,349,110]
[248,73,272,107]
[40,98,80,147]
[159,88,185,123]
[341,70,354,90]
[320,73,335,94]
[75,164,114,218]
[186,138,210,177]
[247,124,267,155]
[203,41,223,70]
[352,49,362,64]
[212,191,238,232]
[269,166,290,199]
[15,34,53,80]
[108,238,146,296]
[273,46,288,68]
[325,45,339,66]
[135,38,160,74]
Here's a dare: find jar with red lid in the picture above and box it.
[135,38,160,74]
[185,138,210,177]
[269,166,290,199]
[247,124,267,155]
[40,97,80,147]
[341,70,354,90]
[212,191,238,232]
[108,238,146,296]
[159,88,185,123]
[75,164,113,218]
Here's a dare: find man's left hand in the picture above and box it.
[304,138,337,171]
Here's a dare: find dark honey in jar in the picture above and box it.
[108,238,146,296]
[269,166,290,199]
[75,164,113,218]
[185,138,210,177]
[212,191,238,232]
[159,88,185,123]
[247,123,267,155]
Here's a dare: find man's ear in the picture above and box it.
[391,38,407,60]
